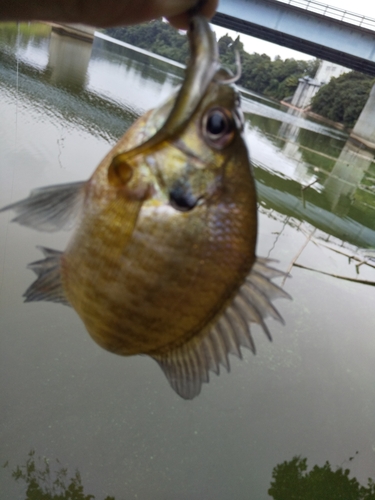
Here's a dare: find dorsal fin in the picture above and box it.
[23,247,70,306]
[153,258,291,399]
[0,181,86,232]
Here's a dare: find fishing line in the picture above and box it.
[10,22,19,201]
[15,25,19,146]
[266,215,290,260]
[0,23,20,296]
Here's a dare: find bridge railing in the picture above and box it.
[276,0,375,31]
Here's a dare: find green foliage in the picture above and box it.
[311,71,375,128]
[268,455,375,500]
[7,450,375,499]
[104,20,319,100]
[6,450,114,500]
[105,20,189,64]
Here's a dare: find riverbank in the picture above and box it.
[280,100,349,132]
[281,100,375,150]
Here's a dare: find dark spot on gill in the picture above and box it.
[169,182,199,212]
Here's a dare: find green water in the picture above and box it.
[1,22,375,500]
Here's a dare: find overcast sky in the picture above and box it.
[210,0,375,61]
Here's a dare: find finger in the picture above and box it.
[167,0,218,30]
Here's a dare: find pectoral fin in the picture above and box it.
[0,181,86,232]
[153,258,291,400]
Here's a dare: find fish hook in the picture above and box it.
[108,14,220,183]
[216,49,242,84]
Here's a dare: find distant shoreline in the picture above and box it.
[94,31,185,69]
[46,25,354,138]
[280,100,349,132]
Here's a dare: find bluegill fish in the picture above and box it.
[0,16,290,399]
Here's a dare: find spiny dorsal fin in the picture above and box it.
[24,247,70,306]
[153,258,291,400]
[0,181,86,232]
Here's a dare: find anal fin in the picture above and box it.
[153,258,291,400]
[153,344,208,400]
[24,246,70,306]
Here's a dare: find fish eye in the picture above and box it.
[202,107,235,149]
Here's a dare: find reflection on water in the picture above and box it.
[268,454,375,499]
[1,22,375,500]
[6,450,115,500]
[7,449,375,500]
[247,102,375,250]
[325,140,375,216]
[48,31,93,89]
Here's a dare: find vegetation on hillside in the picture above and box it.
[104,19,319,101]
[105,19,375,127]
[311,71,375,128]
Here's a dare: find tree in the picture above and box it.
[105,20,189,64]
[103,20,318,100]
[311,71,375,128]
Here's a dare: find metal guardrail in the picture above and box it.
[276,0,375,31]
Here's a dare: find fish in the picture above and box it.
[0,15,290,400]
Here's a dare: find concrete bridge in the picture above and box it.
[212,0,375,148]
[212,0,375,76]
[55,2,375,147]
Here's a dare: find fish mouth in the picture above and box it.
[169,182,201,212]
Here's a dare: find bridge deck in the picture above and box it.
[212,0,375,75]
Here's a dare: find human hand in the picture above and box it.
[0,0,218,29]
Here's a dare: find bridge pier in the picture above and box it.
[351,83,375,149]
[291,76,320,109]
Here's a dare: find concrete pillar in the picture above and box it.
[291,77,320,109]
[291,79,306,107]
[351,83,375,149]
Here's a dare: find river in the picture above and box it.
[1,22,375,499]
